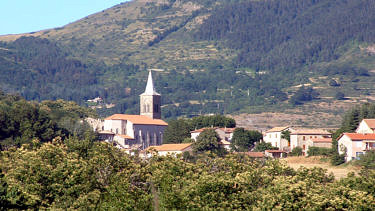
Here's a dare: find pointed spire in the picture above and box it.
[142,70,160,95]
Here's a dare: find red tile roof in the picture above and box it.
[343,133,375,140]
[146,143,192,151]
[310,138,332,143]
[190,127,217,133]
[363,119,375,129]
[105,114,168,126]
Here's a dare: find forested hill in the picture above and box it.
[1,0,375,119]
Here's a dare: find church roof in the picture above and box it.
[140,71,160,96]
[105,114,168,126]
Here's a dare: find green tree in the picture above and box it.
[254,142,278,152]
[230,128,262,152]
[193,129,223,155]
[163,119,191,144]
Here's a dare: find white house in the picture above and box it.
[100,71,168,150]
[263,126,293,151]
[338,133,375,161]
[356,119,375,134]
[290,129,332,156]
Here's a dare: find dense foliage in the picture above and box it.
[0,92,96,149]
[163,115,235,144]
[1,140,375,210]
[196,0,375,72]
[230,128,262,152]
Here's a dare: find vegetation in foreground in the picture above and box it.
[1,139,375,210]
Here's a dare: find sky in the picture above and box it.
[0,0,129,35]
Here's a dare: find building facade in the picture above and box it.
[290,129,332,155]
[263,126,293,151]
[101,71,168,150]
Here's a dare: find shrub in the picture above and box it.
[307,147,332,156]
[289,147,303,156]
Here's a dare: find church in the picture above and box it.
[101,71,168,150]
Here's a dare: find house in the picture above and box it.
[305,138,332,155]
[190,127,235,151]
[98,130,115,142]
[263,126,294,151]
[337,133,375,161]
[144,143,193,156]
[265,150,287,158]
[290,129,332,155]
[355,119,375,134]
[100,71,168,150]
[190,127,235,142]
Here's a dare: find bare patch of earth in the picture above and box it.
[281,156,360,179]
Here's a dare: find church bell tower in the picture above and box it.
[140,71,161,119]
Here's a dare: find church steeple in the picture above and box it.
[140,70,161,119]
[142,71,160,96]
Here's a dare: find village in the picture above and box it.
[87,70,375,162]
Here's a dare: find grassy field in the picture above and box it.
[282,156,360,179]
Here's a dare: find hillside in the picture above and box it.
[1,0,375,124]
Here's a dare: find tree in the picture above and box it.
[192,129,223,154]
[163,119,191,144]
[230,128,262,152]
[254,142,278,152]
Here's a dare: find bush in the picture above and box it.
[307,147,332,156]
[335,92,345,100]
[356,150,375,170]
[289,147,303,156]
[331,152,345,166]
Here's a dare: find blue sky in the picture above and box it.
[0,0,129,35]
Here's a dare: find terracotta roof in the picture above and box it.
[105,114,168,126]
[146,143,192,151]
[265,150,286,153]
[363,119,375,129]
[115,134,135,140]
[342,133,375,141]
[291,129,331,135]
[310,138,332,143]
[266,126,289,133]
[190,127,217,133]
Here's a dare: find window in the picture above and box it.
[123,128,126,135]
[116,128,119,134]
[303,136,305,141]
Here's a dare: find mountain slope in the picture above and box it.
[1,0,375,121]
